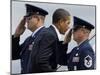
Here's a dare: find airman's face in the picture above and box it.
[73,28,85,42]
[26,15,38,31]
[59,16,71,34]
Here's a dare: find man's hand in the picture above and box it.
[63,29,72,44]
[14,16,26,37]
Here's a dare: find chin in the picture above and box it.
[73,38,76,41]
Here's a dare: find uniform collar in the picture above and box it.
[52,25,64,41]
[78,39,89,46]
[32,26,44,37]
[76,39,89,50]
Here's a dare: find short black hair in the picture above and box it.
[52,8,70,24]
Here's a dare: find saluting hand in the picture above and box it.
[14,16,26,37]
[63,29,72,44]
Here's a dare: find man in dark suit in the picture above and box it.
[48,9,72,65]
[67,16,95,71]
[12,4,58,74]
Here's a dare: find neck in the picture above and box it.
[53,23,60,31]
[31,23,43,32]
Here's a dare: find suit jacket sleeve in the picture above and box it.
[57,41,68,65]
[35,33,56,72]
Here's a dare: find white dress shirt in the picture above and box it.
[52,25,64,41]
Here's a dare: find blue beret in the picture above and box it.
[25,4,48,17]
[73,16,94,31]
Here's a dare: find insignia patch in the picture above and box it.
[72,57,79,62]
[28,42,34,51]
[29,44,33,51]
[84,55,92,68]
[76,47,79,50]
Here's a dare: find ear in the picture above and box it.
[36,16,40,21]
[59,19,64,26]
[57,19,62,28]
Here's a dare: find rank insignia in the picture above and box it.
[84,55,92,68]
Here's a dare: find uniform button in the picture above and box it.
[32,42,34,45]
[77,48,79,50]
[76,53,78,56]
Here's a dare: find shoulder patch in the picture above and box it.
[84,55,92,68]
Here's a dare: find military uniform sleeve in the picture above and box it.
[36,33,57,72]
[79,47,95,70]
[12,35,21,60]
[57,41,68,65]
